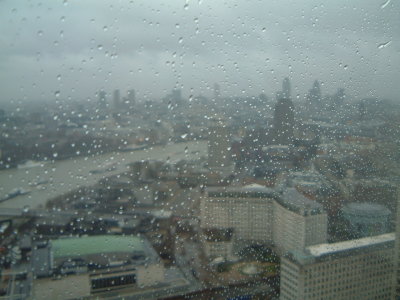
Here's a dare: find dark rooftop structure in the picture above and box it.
[206,184,277,199]
[275,188,324,216]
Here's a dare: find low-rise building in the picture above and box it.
[32,235,164,298]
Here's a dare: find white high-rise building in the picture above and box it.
[393,191,400,299]
[200,185,275,243]
[273,189,327,254]
[200,186,327,254]
[280,233,395,300]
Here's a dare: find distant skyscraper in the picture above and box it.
[273,95,294,145]
[332,88,345,108]
[282,77,291,99]
[171,89,182,103]
[98,90,107,109]
[307,80,321,107]
[113,89,120,109]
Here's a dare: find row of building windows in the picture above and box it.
[91,274,136,290]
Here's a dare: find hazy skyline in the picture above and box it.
[0,0,399,103]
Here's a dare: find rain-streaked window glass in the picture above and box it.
[0,1,399,299]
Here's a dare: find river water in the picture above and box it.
[0,141,207,209]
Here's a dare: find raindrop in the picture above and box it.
[37,30,43,36]
[377,41,391,49]
[97,45,103,50]
[183,3,189,10]
[22,205,30,213]
[54,91,60,98]
[381,0,391,8]
[181,134,188,139]
[63,0,68,6]
[53,153,58,158]
[103,26,108,31]
[57,74,61,81]
[178,37,183,44]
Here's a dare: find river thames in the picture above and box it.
[0,141,207,209]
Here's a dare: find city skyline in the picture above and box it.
[0,0,399,103]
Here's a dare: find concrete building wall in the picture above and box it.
[394,191,400,299]
[281,240,394,300]
[273,201,327,255]
[304,213,328,247]
[200,196,274,243]
[203,240,234,259]
[273,201,306,254]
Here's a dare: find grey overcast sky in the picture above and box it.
[0,0,399,103]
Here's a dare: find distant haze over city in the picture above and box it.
[0,0,399,103]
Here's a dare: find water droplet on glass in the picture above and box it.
[381,0,391,8]
[183,3,189,10]
[54,91,60,98]
[57,74,61,81]
[97,45,103,50]
[63,0,68,6]
[103,26,108,31]
[53,153,58,158]
[23,205,30,213]
[178,37,183,44]
[37,30,43,36]
[377,41,391,49]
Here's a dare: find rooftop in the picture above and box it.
[342,202,391,217]
[207,183,274,197]
[307,232,395,257]
[51,235,146,259]
[287,233,395,266]
[275,188,324,215]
